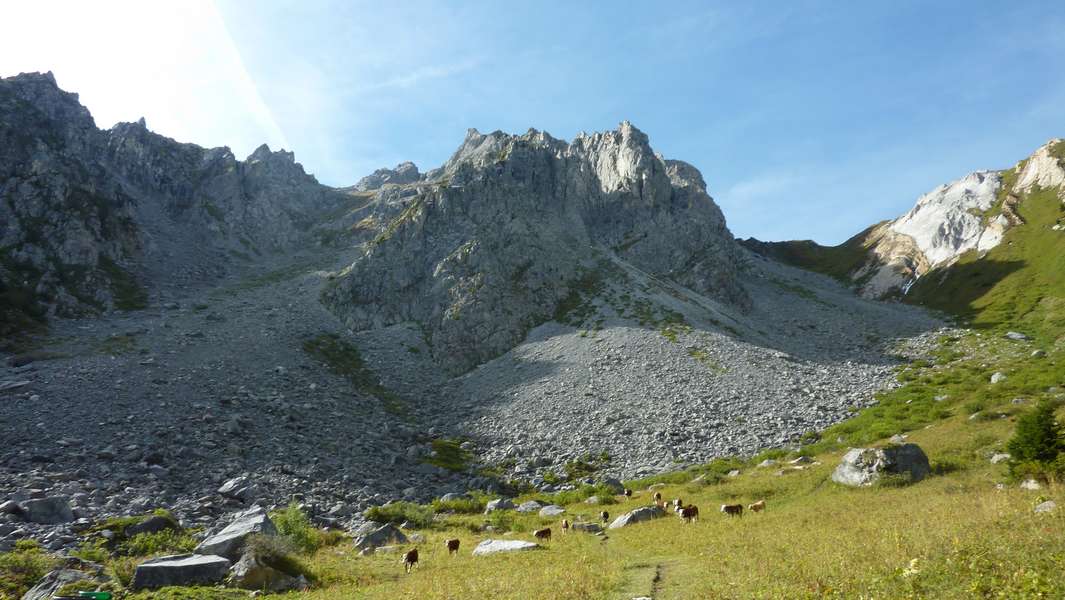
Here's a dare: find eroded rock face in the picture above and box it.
[193,506,277,560]
[353,161,422,191]
[323,122,749,373]
[130,553,231,590]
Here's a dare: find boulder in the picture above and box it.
[484,498,515,514]
[989,453,1011,465]
[130,554,231,590]
[439,493,464,502]
[126,514,179,537]
[472,539,540,555]
[1020,479,1042,491]
[990,372,1007,384]
[19,496,74,524]
[352,523,408,552]
[1034,500,1057,514]
[570,522,603,534]
[217,476,261,503]
[228,550,308,592]
[515,500,542,513]
[608,506,666,529]
[538,505,565,517]
[1004,331,1029,341]
[830,444,931,487]
[194,506,276,560]
[600,477,625,494]
[20,568,95,600]
[584,495,602,505]
[0,500,21,515]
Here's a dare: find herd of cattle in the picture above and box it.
[400,488,768,573]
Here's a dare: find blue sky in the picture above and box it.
[3,1,1065,244]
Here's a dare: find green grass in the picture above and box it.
[301,333,407,416]
[0,540,57,599]
[423,438,473,472]
[364,502,435,529]
[739,223,884,284]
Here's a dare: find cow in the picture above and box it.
[623,488,632,498]
[600,510,610,523]
[720,503,743,518]
[445,538,460,555]
[534,527,552,542]
[672,498,683,510]
[561,519,570,534]
[403,548,419,573]
[748,500,767,513]
[679,505,699,524]
[652,491,663,504]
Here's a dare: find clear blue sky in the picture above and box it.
[3,1,1064,244]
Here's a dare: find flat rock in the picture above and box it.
[472,539,540,555]
[484,498,515,514]
[21,568,96,600]
[130,553,231,590]
[515,500,542,513]
[1034,500,1056,514]
[19,496,74,524]
[570,522,603,534]
[538,504,565,517]
[608,506,666,529]
[353,523,408,551]
[989,453,1011,465]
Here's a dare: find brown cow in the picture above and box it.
[533,527,552,542]
[720,503,743,518]
[652,491,663,504]
[600,510,610,523]
[679,505,699,524]
[748,500,767,513]
[623,488,632,498]
[561,519,570,534]
[403,548,419,573]
[445,538,460,555]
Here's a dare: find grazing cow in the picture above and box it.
[720,503,743,518]
[623,488,632,498]
[445,538,460,556]
[679,505,699,524]
[534,527,552,542]
[561,519,570,534]
[652,491,662,504]
[403,548,419,573]
[672,498,683,510]
[600,510,610,523]
[748,500,767,513]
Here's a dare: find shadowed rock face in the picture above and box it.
[322,122,750,373]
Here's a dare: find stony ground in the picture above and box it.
[0,243,941,551]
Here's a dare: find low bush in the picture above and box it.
[364,502,435,528]
[0,539,58,599]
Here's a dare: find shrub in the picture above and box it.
[272,503,343,554]
[244,534,316,582]
[118,529,197,557]
[0,539,58,598]
[365,502,435,528]
[1007,400,1064,470]
[431,496,487,514]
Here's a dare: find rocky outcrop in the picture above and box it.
[1014,139,1065,195]
[352,523,407,552]
[830,443,930,487]
[323,122,750,373]
[608,505,666,529]
[194,506,277,560]
[0,71,351,339]
[352,161,421,191]
[130,554,232,590]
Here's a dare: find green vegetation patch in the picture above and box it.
[423,438,473,472]
[0,540,58,599]
[365,501,435,528]
[301,333,407,416]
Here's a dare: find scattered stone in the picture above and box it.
[353,523,408,552]
[1020,479,1042,491]
[472,539,540,555]
[889,434,908,444]
[194,506,277,559]
[1031,350,1047,358]
[538,505,565,517]
[831,443,931,487]
[1034,500,1057,514]
[584,495,602,505]
[757,459,778,468]
[20,496,74,524]
[0,500,21,515]
[990,372,1007,384]
[726,470,741,477]
[217,476,261,503]
[608,506,666,529]
[1004,331,1029,341]
[515,500,543,513]
[989,453,1011,465]
[131,554,231,589]
[21,569,97,600]
[484,498,515,514]
[570,522,603,534]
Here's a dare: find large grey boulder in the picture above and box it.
[19,497,74,524]
[229,550,309,592]
[217,476,261,503]
[538,505,565,517]
[570,522,603,534]
[515,500,542,513]
[353,523,408,552]
[608,506,666,529]
[193,506,276,560]
[600,477,625,495]
[472,539,540,555]
[831,444,931,487]
[130,554,231,590]
[484,498,516,514]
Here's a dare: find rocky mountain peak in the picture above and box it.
[352,161,421,192]
[1013,138,1065,196]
